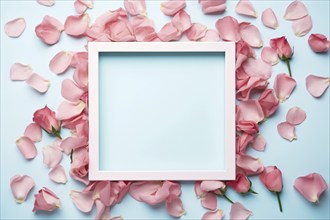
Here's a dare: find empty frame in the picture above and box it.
[89,42,235,180]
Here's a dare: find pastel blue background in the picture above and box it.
[1,0,329,219]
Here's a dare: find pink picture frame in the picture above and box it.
[88,42,236,181]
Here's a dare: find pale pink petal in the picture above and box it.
[273,73,296,102]
[216,16,241,42]
[70,190,94,212]
[237,100,265,123]
[10,175,35,203]
[49,51,74,74]
[56,101,86,121]
[24,123,42,142]
[230,202,253,220]
[161,0,186,16]
[37,0,55,7]
[239,22,263,48]
[25,73,50,93]
[306,75,330,98]
[286,107,307,125]
[261,8,278,29]
[202,209,224,220]
[236,153,264,176]
[158,22,182,42]
[16,136,37,159]
[10,63,33,81]
[235,0,257,18]
[261,47,279,65]
[124,0,146,16]
[284,0,308,20]
[74,0,88,14]
[35,15,64,45]
[49,165,67,184]
[186,23,207,41]
[129,181,163,204]
[194,181,204,197]
[199,0,226,14]
[61,79,85,102]
[292,15,312,37]
[308,34,330,53]
[201,181,225,192]
[277,122,297,141]
[251,134,266,151]
[172,10,192,32]
[199,29,220,42]
[95,200,108,220]
[294,173,328,203]
[4,18,26,37]
[42,145,63,168]
[165,195,185,217]
[64,14,90,37]
[201,192,217,210]
[60,136,87,154]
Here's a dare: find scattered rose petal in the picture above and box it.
[186,23,207,41]
[35,15,64,45]
[273,73,296,102]
[236,153,264,176]
[42,145,63,168]
[235,0,257,18]
[10,63,33,81]
[251,134,266,152]
[49,51,74,74]
[61,79,85,102]
[292,15,312,37]
[56,101,86,121]
[258,88,279,118]
[236,120,259,135]
[201,192,217,210]
[64,14,90,37]
[237,100,265,123]
[24,123,42,142]
[37,0,55,7]
[239,22,263,48]
[308,34,330,53]
[306,75,330,98]
[172,10,192,32]
[242,58,272,80]
[230,202,253,220]
[199,29,220,42]
[166,195,185,217]
[261,47,279,65]
[60,136,87,154]
[124,0,146,16]
[216,16,241,42]
[25,73,50,93]
[158,22,181,42]
[74,0,93,14]
[10,175,35,203]
[261,8,278,29]
[277,121,296,141]
[286,107,306,125]
[16,136,37,159]
[161,0,186,16]
[70,190,94,212]
[202,209,224,220]
[199,0,226,14]
[4,18,26,37]
[294,173,328,203]
[33,187,60,212]
[201,181,226,192]
[49,165,67,184]
[284,0,308,20]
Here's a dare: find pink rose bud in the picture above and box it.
[226,173,254,194]
[33,105,61,138]
[270,36,293,60]
[308,33,330,53]
[32,187,60,212]
[259,166,283,192]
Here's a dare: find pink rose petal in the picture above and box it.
[16,136,37,159]
[235,0,257,18]
[199,0,226,14]
[277,121,297,141]
[201,181,226,192]
[261,8,278,29]
[239,22,263,48]
[236,153,264,176]
[49,51,74,74]
[201,192,217,210]
[199,29,220,42]
[25,73,50,93]
[292,15,312,37]
[124,0,146,16]
[4,18,26,37]
[56,101,86,121]
[42,145,63,168]
[24,123,42,142]
[10,175,35,203]
[33,187,60,212]
[242,58,272,79]
[308,34,330,53]
[61,79,85,102]
[237,100,265,123]
[64,14,90,37]
[294,173,328,203]
[251,134,266,152]
[261,47,279,65]
[161,0,186,16]
[306,75,330,98]
[230,202,253,220]
[284,0,308,20]
[202,209,224,220]
[286,107,307,125]
[216,16,241,42]
[37,0,55,7]
[60,136,87,154]
[74,0,93,14]
[172,10,192,32]
[165,195,185,217]
[258,88,279,118]
[70,190,94,212]
[49,165,67,184]
[158,22,182,42]
[274,73,296,102]
[35,15,64,45]
[186,23,207,41]
[10,63,33,81]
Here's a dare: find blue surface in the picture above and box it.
[1,0,329,219]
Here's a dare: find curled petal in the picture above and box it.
[10,63,33,81]
[216,16,240,42]
[201,181,226,192]
[33,187,60,212]
[236,153,264,176]
[258,88,279,118]
[274,73,296,102]
[261,47,279,65]
[64,14,90,37]
[202,209,224,220]
[60,136,87,154]
[286,107,306,125]
[37,0,55,7]
[70,190,94,212]
[237,100,265,123]
[201,192,217,210]
[239,23,263,48]
[292,15,312,37]
[172,10,192,32]
[56,101,85,121]
[49,165,67,184]
[24,123,42,142]
[165,195,185,217]
[308,34,330,53]
[194,181,204,197]
[42,145,63,168]
[49,51,74,74]
[16,136,37,159]
[124,0,146,16]
[158,22,181,42]
[251,134,266,152]
[230,202,253,220]
[284,0,308,20]
[4,18,26,37]
[294,173,328,203]
[199,0,226,14]
[10,175,35,203]
[235,0,257,18]
[61,79,85,102]
[74,0,93,14]
[277,122,296,141]
[306,75,330,98]
[199,29,220,42]
[35,16,64,45]
[160,0,186,16]
[186,23,207,41]
[261,8,278,29]
[25,73,50,93]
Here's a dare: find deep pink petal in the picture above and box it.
[10,175,35,203]
[230,202,253,220]
[216,16,241,42]
[35,15,64,45]
[202,209,224,220]
[306,75,330,98]
[16,136,37,159]
[199,0,226,14]
[284,0,308,20]
[49,165,67,184]
[25,73,50,93]
[273,73,296,102]
[49,51,74,74]
[258,89,279,118]
[235,0,257,18]
[199,29,220,42]
[292,15,312,37]
[194,181,204,197]
[308,34,330,53]
[251,134,266,151]
[236,153,264,176]
[64,14,90,37]
[60,136,87,154]
[201,192,217,210]
[70,190,94,212]
[237,100,265,123]
[161,0,186,16]
[259,166,283,192]
[61,79,85,102]
[24,123,42,142]
[261,47,279,65]
[37,0,55,7]
[286,107,307,125]
[165,195,185,217]
[261,8,278,29]
[4,18,26,37]
[277,121,297,141]
[158,22,182,42]
[172,10,192,32]
[124,0,146,16]
[186,23,207,41]
[239,22,263,48]
[10,63,33,81]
